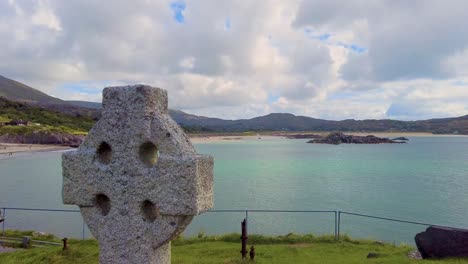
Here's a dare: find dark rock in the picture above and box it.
[415,226,468,259]
[392,137,409,141]
[307,132,404,145]
[366,252,381,258]
[22,236,31,248]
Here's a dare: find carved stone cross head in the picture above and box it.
[62,85,214,264]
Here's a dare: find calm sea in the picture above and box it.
[1,136,467,244]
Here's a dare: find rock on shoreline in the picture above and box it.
[0,132,84,147]
[392,137,409,141]
[415,226,468,259]
[307,132,404,145]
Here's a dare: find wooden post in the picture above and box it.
[241,219,248,259]
[249,245,256,260]
[62,238,68,251]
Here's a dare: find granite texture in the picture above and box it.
[62,85,214,264]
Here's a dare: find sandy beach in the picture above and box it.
[189,132,467,143]
[0,143,72,159]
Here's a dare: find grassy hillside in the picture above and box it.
[0,75,63,104]
[0,231,467,264]
[0,97,94,135]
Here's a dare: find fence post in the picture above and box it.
[334,211,337,240]
[241,218,248,259]
[82,218,85,240]
[1,208,5,237]
[337,211,341,240]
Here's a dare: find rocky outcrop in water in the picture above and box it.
[415,226,468,259]
[307,132,403,145]
[0,132,84,147]
[392,137,409,141]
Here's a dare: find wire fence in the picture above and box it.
[0,207,460,242]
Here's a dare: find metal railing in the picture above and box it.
[1,207,462,242]
[1,207,84,240]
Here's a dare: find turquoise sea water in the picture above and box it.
[1,136,467,244]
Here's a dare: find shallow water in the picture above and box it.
[1,136,467,244]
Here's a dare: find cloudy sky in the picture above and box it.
[1,0,468,120]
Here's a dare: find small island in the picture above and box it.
[392,137,409,141]
[307,132,406,145]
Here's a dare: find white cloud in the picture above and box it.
[0,0,468,120]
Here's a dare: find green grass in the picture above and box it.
[0,97,94,136]
[1,233,468,264]
[0,125,87,136]
[0,115,11,122]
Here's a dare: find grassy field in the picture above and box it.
[1,231,468,264]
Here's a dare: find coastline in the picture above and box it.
[0,132,466,156]
[0,143,72,160]
[189,132,467,143]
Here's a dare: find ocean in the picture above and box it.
[1,136,467,244]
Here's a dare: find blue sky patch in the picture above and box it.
[170,1,186,24]
[453,80,468,86]
[302,28,367,53]
[338,42,367,53]
[224,18,231,30]
[61,82,107,95]
[268,94,280,103]
[317,33,331,41]
[349,44,366,53]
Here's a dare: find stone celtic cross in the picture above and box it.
[62,85,214,264]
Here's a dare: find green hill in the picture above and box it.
[0,97,94,135]
[0,75,63,104]
[1,74,468,135]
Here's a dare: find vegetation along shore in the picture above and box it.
[2,230,468,264]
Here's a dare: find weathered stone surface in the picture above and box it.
[415,226,468,259]
[62,85,214,264]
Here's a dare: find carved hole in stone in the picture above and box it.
[95,194,111,216]
[166,132,171,138]
[139,142,158,167]
[142,200,159,222]
[96,142,112,164]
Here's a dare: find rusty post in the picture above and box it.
[62,238,68,251]
[249,245,255,260]
[241,218,248,259]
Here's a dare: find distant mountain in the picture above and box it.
[170,111,468,134]
[1,74,468,134]
[67,100,102,109]
[0,75,63,104]
[0,75,100,119]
